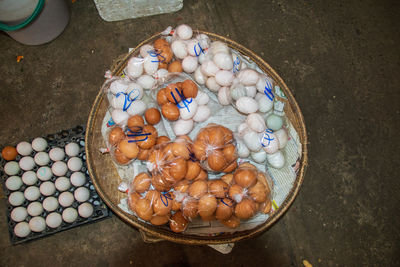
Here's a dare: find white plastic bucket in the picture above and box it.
[0,0,70,45]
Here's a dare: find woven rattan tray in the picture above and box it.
[85,31,308,245]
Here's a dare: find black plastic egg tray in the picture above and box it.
[0,125,111,245]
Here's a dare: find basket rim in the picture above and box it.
[85,31,308,245]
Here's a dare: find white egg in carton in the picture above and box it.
[0,126,109,244]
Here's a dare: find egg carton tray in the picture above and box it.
[0,125,111,245]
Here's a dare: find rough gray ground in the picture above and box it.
[0,0,399,266]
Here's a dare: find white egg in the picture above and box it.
[46,212,62,228]
[40,181,56,196]
[4,161,20,175]
[236,138,250,158]
[65,142,80,157]
[193,105,211,122]
[11,207,28,222]
[194,91,209,105]
[182,56,198,73]
[176,24,193,40]
[198,50,212,64]
[43,196,59,212]
[236,97,259,114]
[126,100,147,116]
[19,156,35,171]
[139,44,154,58]
[275,128,289,149]
[230,83,247,101]
[78,203,94,218]
[126,82,144,100]
[266,114,284,131]
[201,60,219,76]
[62,207,78,223]
[261,131,280,154]
[258,94,274,113]
[251,149,268,163]
[255,92,265,101]
[27,202,43,216]
[8,192,25,206]
[215,70,234,87]
[246,113,266,133]
[22,171,37,185]
[196,34,211,49]
[245,86,257,98]
[178,98,198,120]
[67,157,83,172]
[31,137,47,152]
[237,122,250,138]
[231,53,242,73]
[6,176,23,191]
[49,147,65,161]
[171,40,188,59]
[256,74,274,94]
[205,77,221,92]
[110,96,126,110]
[74,187,90,202]
[58,192,74,207]
[29,216,46,232]
[34,152,50,166]
[154,68,169,80]
[109,79,129,95]
[213,52,233,70]
[16,141,32,156]
[218,86,232,105]
[111,109,129,126]
[186,39,199,57]
[70,172,86,187]
[14,222,31,237]
[55,177,71,191]
[237,69,260,86]
[37,166,52,181]
[143,55,159,75]
[51,161,68,177]
[24,186,40,201]
[243,131,263,152]
[173,119,194,136]
[137,74,155,90]
[266,150,285,169]
[126,57,144,79]
[210,41,229,55]
[194,66,206,85]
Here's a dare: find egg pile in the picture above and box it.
[0,127,108,243]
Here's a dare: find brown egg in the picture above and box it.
[174,179,190,193]
[157,88,169,106]
[161,102,179,121]
[118,139,139,159]
[171,141,190,160]
[194,169,208,181]
[156,136,171,145]
[127,115,145,132]
[168,157,187,181]
[166,83,183,103]
[234,168,257,188]
[259,200,272,214]
[198,195,217,218]
[135,125,158,149]
[200,215,215,221]
[235,198,256,219]
[208,128,225,147]
[220,215,240,228]
[159,62,168,69]
[128,192,141,213]
[153,39,173,63]
[215,198,234,221]
[223,144,237,163]
[222,160,238,173]
[209,180,229,198]
[168,61,183,72]
[196,127,210,142]
[221,126,234,143]
[145,190,159,203]
[192,140,206,161]
[108,127,125,146]
[137,148,150,161]
[132,172,151,193]
[228,184,245,203]
[257,172,271,195]
[186,161,201,180]
[153,192,173,216]
[145,108,161,125]
[238,162,257,170]
[151,174,171,192]
[188,180,208,199]
[169,211,188,233]
[135,198,153,221]
[176,135,192,143]
[248,181,267,203]
[153,38,169,49]
[150,214,170,225]
[1,146,18,161]
[161,168,176,186]
[162,143,175,161]
[172,198,182,211]
[182,199,198,219]
[182,79,198,99]
[113,148,131,164]
[221,173,234,185]
[207,151,227,172]
[147,149,164,170]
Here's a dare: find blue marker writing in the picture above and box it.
[160,192,173,206]
[261,128,274,147]
[116,89,140,111]
[194,42,205,57]
[147,49,166,63]
[126,128,151,143]
[221,199,233,207]
[233,56,240,73]
[264,78,274,101]
[170,88,193,112]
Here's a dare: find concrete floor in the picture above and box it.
[0,0,399,266]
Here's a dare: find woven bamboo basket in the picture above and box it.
[85,31,308,245]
